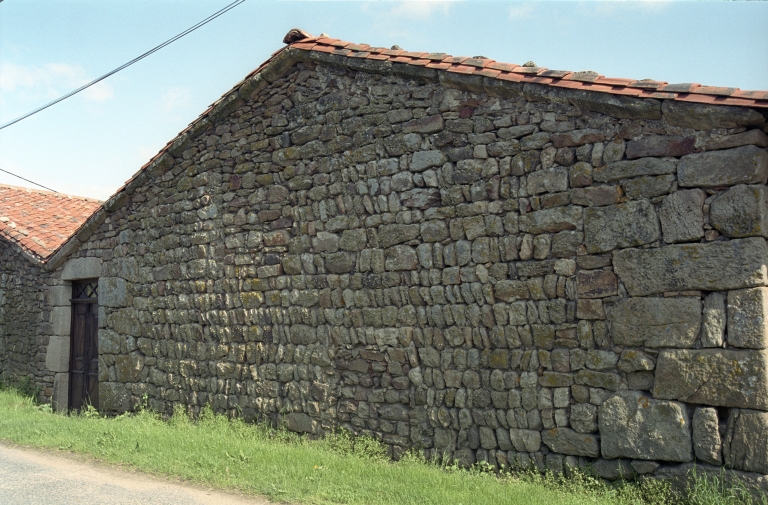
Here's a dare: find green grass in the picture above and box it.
[0,387,758,505]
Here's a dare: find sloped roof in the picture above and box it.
[6,28,768,268]
[0,184,102,260]
[285,30,768,108]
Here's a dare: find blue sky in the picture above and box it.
[1,0,766,200]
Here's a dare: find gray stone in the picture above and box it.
[385,245,418,271]
[702,292,726,348]
[325,252,356,274]
[662,101,766,130]
[411,150,447,172]
[704,129,768,151]
[115,351,144,382]
[626,135,695,159]
[593,458,635,480]
[378,224,420,248]
[61,257,102,281]
[678,145,768,188]
[100,382,130,413]
[710,184,768,238]
[728,287,768,349]
[630,460,660,475]
[570,185,622,207]
[621,175,675,200]
[52,373,68,412]
[570,403,598,434]
[542,428,599,457]
[551,129,604,148]
[108,309,141,336]
[313,232,339,253]
[567,89,662,120]
[593,158,676,183]
[658,189,706,244]
[284,413,314,433]
[519,206,582,234]
[391,172,414,192]
[724,409,768,474]
[586,350,619,371]
[653,349,768,410]
[98,329,121,354]
[527,167,568,195]
[49,285,71,306]
[509,429,542,452]
[498,124,537,140]
[98,277,129,308]
[613,237,768,296]
[339,229,367,251]
[584,200,660,253]
[45,336,70,373]
[575,370,620,391]
[576,270,617,299]
[479,426,497,450]
[617,350,655,373]
[420,221,449,242]
[494,280,529,302]
[608,297,701,348]
[693,407,722,465]
[599,391,693,462]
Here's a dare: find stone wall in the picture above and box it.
[11,52,768,487]
[0,241,53,402]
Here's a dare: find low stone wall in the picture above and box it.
[4,51,768,488]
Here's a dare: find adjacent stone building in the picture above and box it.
[3,28,768,491]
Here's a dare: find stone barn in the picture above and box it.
[3,28,768,489]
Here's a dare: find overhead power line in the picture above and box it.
[0,168,59,193]
[0,0,245,131]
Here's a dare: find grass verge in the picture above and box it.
[0,387,760,505]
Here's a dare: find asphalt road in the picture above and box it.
[0,443,272,505]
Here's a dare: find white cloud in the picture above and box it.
[389,0,456,20]
[162,86,192,112]
[0,61,114,102]
[508,3,535,21]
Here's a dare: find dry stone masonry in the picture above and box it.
[3,35,768,493]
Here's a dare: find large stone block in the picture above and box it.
[608,297,701,348]
[653,349,768,410]
[45,336,70,373]
[626,135,695,159]
[519,206,582,234]
[509,429,542,452]
[115,351,145,383]
[99,277,128,307]
[61,257,102,281]
[599,391,693,462]
[728,287,768,349]
[724,409,768,474]
[100,382,129,413]
[693,407,722,465]
[613,237,768,296]
[701,292,726,348]
[710,185,768,238]
[658,189,705,244]
[52,373,69,412]
[385,245,418,271]
[49,285,71,306]
[593,157,676,183]
[678,145,768,188]
[584,200,660,253]
[542,428,599,457]
[51,306,71,337]
[284,412,315,433]
[662,101,766,130]
[107,309,141,336]
[527,167,568,195]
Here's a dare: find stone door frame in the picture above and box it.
[48,257,101,412]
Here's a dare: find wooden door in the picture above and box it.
[69,280,99,411]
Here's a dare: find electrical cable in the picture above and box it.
[0,0,245,131]
[0,168,59,193]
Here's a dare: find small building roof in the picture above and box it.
[0,184,102,260]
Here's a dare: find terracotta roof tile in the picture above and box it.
[0,184,101,259]
[277,30,768,109]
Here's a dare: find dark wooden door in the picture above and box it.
[69,280,99,411]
